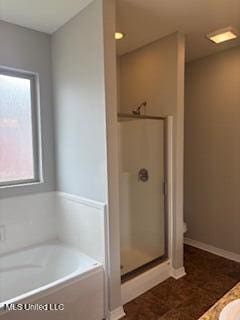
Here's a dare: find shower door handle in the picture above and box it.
[138,168,149,182]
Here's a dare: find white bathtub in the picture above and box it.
[0,242,104,320]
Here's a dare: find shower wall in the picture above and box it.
[118,32,185,269]
[119,119,165,274]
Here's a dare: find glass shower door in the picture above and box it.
[119,118,166,276]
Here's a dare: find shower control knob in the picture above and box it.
[138,168,149,182]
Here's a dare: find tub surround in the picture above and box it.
[0,192,107,265]
[57,192,106,265]
[0,191,107,319]
[199,283,240,320]
[0,193,57,256]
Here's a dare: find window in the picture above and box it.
[0,69,40,186]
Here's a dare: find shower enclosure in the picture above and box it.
[118,113,167,277]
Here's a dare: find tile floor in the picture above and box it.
[124,245,240,319]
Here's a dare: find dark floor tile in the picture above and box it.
[159,308,194,320]
[124,245,240,320]
[175,287,219,319]
[227,270,240,281]
[203,273,237,296]
[124,293,170,320]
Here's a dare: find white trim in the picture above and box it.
[170,266,186,279]
[121,260,171,305]
[184,238,240,263]
[56,191,106,210]
[103,206,110,318]
[107,307,126,320]
[166,116,174,261]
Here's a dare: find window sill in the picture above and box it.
[0,180,44,190]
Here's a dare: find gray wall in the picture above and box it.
[185,45,240,255]
[51,1,108,203]
[0,21,55,198]
[0,1,123,312]
[52,0,123,312]
[118,32,185,269]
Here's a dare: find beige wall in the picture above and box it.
[119,33,179,116]
[118,32,185,269]
[185,45,240,255]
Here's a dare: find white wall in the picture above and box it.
[0,21,55,198]
[51,0,108,203]
[185,45,240,255]
[118,33,185,269]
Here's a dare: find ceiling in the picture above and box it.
[0,0,239,61]
[0,0,92,34]
[116,0,240,61]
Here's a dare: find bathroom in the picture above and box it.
[0,0,240,319]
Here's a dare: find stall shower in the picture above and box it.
[118,113,167,278]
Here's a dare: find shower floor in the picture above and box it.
[121,246,164,276]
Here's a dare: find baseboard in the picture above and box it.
[121,260,171,305]
[184,238,240,263]
[107,307,126,320]
[170,266,186,279]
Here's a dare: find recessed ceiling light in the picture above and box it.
[207,26,239,44]
[115,32,125,40]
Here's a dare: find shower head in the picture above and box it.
[132,101,147,115]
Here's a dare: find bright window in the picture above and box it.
[0,69,40,186]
